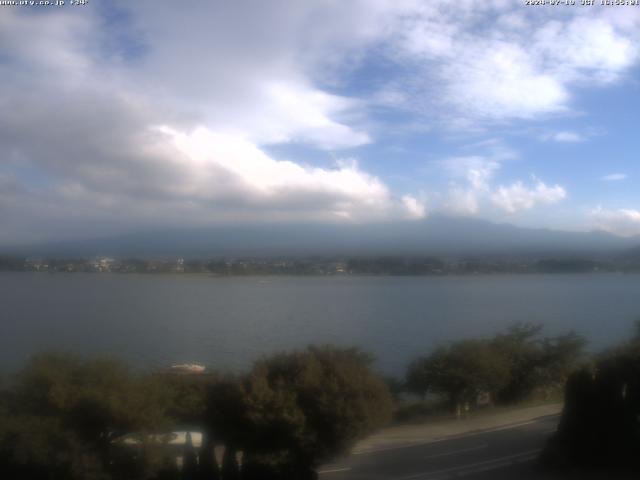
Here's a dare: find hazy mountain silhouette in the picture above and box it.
[4,216,639,258]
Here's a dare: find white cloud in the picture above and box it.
[535,17,638,83]
[491,181,566,214]
[444,186,482,216]
[0,10,92,83]
[0,6,427,241]
[154,125,424,221]
[552,131,584,143]
[0,2,635,242]
[439,155,493,215]
[590,207,640,236]
[0,4,374,150]
[601,173,628,181]
[443,43,568,120]
[247,82,370,148]
[388,2,640,124]
[114,0,386,149]
[439,150,566,216]
[401,195,427,219]
[441,156,500,191]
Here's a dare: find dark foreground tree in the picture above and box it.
[220,446,241,480]
[541,324,640,473]
[156,372,219,430]
[197,432,219,480]
[182,432,198,480]
[0,353,176,480]
[212,346,393,479]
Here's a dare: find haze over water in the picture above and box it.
[2,272,638,375]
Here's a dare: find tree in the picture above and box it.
[407,324,587,408]
[491,323,545,403]
[0,352,175,480]
[405,356,436,400]
[406,339,510,411]
[220,446,240,480]
[541,333,640,472]
[537,331,586,393]
[221,346,393,478]
[155,371,223,436]
[491,324,586,404]
[181,432,198,480]
[203,375,247,462]
[197,432,219,480]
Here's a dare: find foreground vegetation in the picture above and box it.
[405,324,585,416]
[0,322,623,479]
[541,324,640,474]
[0,347,391,480]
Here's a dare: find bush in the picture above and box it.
[0,353,175,480]
[541,324,640,473]
[213,346,393,477]
[406,324,586,412]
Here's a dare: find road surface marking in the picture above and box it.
[318,467,351,475]
[397,448,541,480]
[423,444,488,460]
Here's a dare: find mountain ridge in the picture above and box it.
[3,216,638,258]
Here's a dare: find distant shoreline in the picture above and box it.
[3,253,640,276]
[1,270,638,277]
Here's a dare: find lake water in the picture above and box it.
[1,272,639,375]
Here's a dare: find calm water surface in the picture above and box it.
[1,272,639,374]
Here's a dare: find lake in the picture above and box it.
[1,272,638,375]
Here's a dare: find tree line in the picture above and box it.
[0,347,392,480]
[405,323,586,415]
[0,323,597,479]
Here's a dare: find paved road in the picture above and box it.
[319,413,562,480]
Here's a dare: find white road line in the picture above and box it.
[397,449,541,480]
[422,444,488,460]
[318,467,351,475]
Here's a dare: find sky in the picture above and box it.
[1,0,640,245]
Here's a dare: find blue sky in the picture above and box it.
[1,0,640,244]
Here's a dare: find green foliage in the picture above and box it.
[405,359,432,400]
[12,353,173,442]
[213,346,392,473]
[406,324,586,409]
[0,329,588,479]
[205,376,248,448]
[490,323,545,403]
[382,375,405,402]
[542,324,640,472]
[430,340,510,406]
[155,372,218,429]
[0,353,176,480]
[0,413,107,480]
[535,331,586,393]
